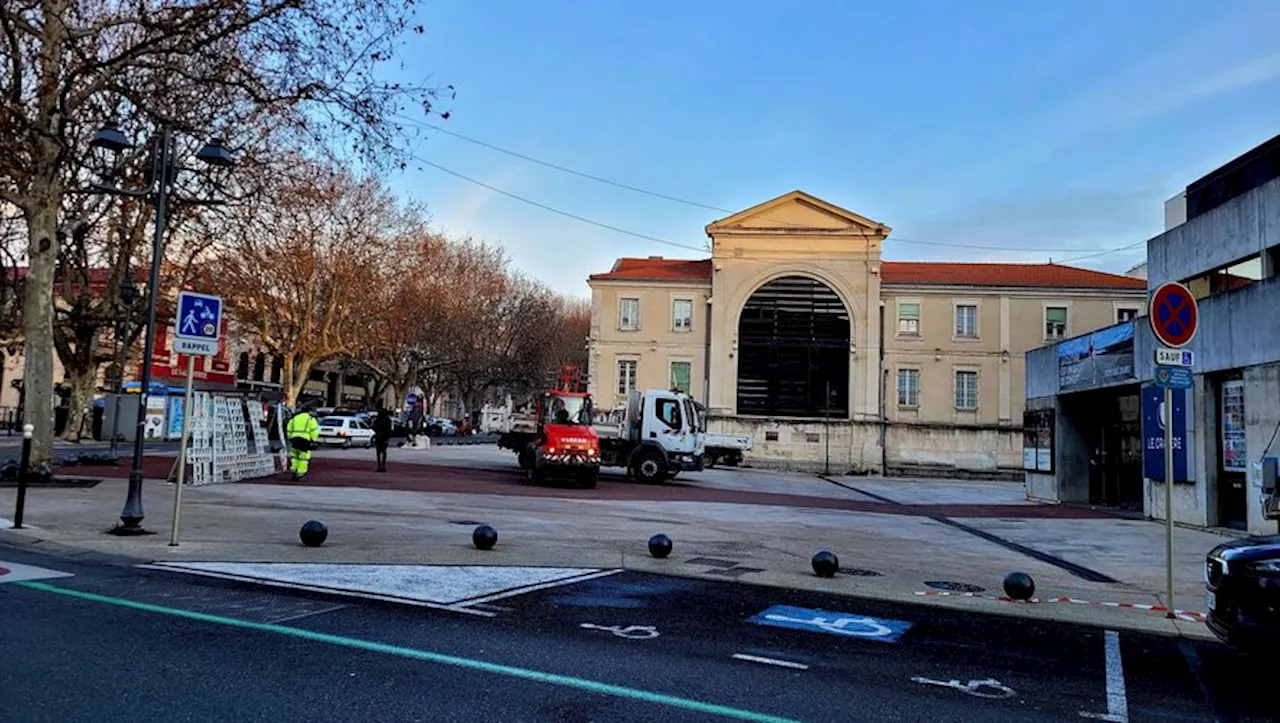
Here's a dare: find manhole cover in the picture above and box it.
[839,567,882,577]
[924,580,986,593]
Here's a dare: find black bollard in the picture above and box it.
[648,533,673,559]
[1003,571,1035,600]
[299,519,328,547]
[473,524,498,550]
[811,550,839,578]
[12,424,32,529]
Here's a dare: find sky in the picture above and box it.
[383,0,1280,298]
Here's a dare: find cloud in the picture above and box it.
[433,166,524,235]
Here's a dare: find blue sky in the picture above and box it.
[389,0,1280,297]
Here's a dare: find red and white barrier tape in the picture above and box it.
[914,590,1206,622]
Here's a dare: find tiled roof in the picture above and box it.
[588,257,713,282]
[880,262,1147,290]
[589,257,1147,290]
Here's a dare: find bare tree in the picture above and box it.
[0,0,450,462]
[219,159,419,405]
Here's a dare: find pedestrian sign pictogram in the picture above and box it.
[1149,282,1198,348]
[174,291,222,356]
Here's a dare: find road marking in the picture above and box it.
[449,569,623,609]
[911,677,1016,699]
[748,604,912,643]
[732,654,809,671]
[1079,630,1128,722]
[142,563,620,615]
[0,560,73,584]
[17,581,798,723]
[580,623,659,639]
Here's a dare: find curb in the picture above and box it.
[914,590,1207,623]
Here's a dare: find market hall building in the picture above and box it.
[1024,134,1280,534]
[586,191,1145,476]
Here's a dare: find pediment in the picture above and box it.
[706,191,891,236]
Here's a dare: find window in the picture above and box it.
[1116,307,1139,324]
[619,298,640,330]
[955,370,978,410]
[897,302,920,336]
[954,304,978,338]
[672,299,693,332]
[736,275,849,418]
[670,361,691,394]
[897,368,919,407]
[617,359,637,396]
[655,398,682,429]
[1045,306,1067,339]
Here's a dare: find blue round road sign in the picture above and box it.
[1149,282,1198,348]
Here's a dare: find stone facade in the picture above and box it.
[589,191,1147,475]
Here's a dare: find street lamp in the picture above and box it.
[108,274,140,457]
[90,120,234,535]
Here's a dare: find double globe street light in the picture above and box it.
[89,120,234,535]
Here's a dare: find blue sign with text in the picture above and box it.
[1154,364,1193,389]
[747,604,913,643]
[1142,386,1188,483]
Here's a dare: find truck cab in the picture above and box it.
[596,389,702,483]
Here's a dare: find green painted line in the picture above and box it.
[17,581,800,723]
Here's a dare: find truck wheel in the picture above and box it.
[724,453,742,467]
[632,450,667,484]
[517,449,532,470]
[701,452,716,469]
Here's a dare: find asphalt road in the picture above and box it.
[0,544,1271,722]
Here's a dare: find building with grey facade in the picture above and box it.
[1024,134,1280,534]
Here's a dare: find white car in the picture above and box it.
[316,416,375,448]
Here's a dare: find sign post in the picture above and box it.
[170,291,222,546]
[1149,281,1198,619]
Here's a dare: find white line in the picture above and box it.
[447,568,623,609]
[731,653,809,670]
[1080,630,1128,722]
[136,564,496,617]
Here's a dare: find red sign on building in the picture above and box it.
[139,317,237,389]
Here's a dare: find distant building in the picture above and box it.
[587,191,1145,476]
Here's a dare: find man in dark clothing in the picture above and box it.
[373,408,393,472]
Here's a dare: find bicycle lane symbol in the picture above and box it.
[747,604,913,643]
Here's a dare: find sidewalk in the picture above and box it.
[0,448,1225,640]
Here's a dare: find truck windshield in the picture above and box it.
[546,394,592,425]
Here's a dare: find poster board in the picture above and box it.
[1022,408,1055,473]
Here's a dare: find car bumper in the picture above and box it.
[1205,580,1280,646]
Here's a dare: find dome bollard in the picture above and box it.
[473,524,498,550]
[811,550,839,578]
[1003,572,1035,601]
[299,520,328,547]
[648,534,673,559]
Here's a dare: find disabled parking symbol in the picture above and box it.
[748,604,913,643]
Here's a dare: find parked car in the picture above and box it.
[1205,535,1280,647]
[316,416,376,448]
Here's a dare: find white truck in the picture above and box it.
[592,388,703,483]
[690,400,754,468]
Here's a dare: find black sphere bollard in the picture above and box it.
[1003,571,1035,600]
[299,519,328,547]
[473,524,498,550]
[811,550,840,578]
[648,533,673,559]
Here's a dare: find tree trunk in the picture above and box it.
[21,202,58,464]
[60,363,99,443]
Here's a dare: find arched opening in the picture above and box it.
[736,275,850,418]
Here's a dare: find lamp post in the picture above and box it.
[108,274,140,457]
[89,120,233,535]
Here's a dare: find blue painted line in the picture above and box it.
[748,604,912,643]
[17,581,798,723]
